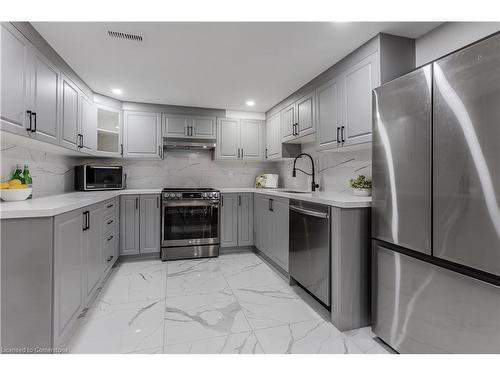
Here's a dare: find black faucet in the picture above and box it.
[292,153,320,192]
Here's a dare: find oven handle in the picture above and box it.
[162,200,220,207]
[289,205,329,219]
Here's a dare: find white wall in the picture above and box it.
[416,22,500,66]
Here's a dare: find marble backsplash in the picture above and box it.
[0,141,77,198]
[1,140,371,198]
[279,143,372,193]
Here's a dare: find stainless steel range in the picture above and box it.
[161,188,220,261]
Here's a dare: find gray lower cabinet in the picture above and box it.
[83,203,104,305]
[253,194,289,271]
[120,194,160,255]
[139,194,161,254]
[220,193,254,247]
[53,208,85,347]
[120,195,140,255]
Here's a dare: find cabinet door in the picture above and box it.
[140,194,161,254]
[53,209,84,346]
[60,74,79,150]
[120,195,140,255]
[192,116,216,139]
[80,94,96,153]
[316,76,343,150]
[30,50,59,145]
[237,193,254,246]
[296,91,315,137]
[0,23,31,136]
[271,197,289,271]
[220,194,238,247]
[84,203,103,304]
[162,114,188,137]
[216,118,240,160]
[280,103,296,142]
[96,105,122,156]
[266,112,281,159]
[240,119,263,160]
[123,111,162,159]
[253,195,262,250]
[344,52,379,146]
[256,195,273,259]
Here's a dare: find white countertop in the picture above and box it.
[218,188,371,209]
[0,189,162,219]
[0,187,370,219]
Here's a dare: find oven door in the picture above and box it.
[162,200,219,247]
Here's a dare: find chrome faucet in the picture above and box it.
[292,153,319,192]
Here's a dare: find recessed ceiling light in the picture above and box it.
[111,88,123,95]
[246,100,255,107]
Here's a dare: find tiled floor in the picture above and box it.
[68,252,393,354]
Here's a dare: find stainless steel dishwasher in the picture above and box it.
[289,199,331,307]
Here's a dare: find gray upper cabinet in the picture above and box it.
[83,203,103,305]
[237,193,254,247]
[139,194,161,254]
[280,103,295,142]
[192,116,216,138]
[265,112,280,159]
[316,75,344,150]
[79,94,96,153]
[163,113,216,139]
[239,119,264,160]
[295,91,315,137]
[220,194,238,247]
[343,52,379,146]
[60,74,80,150]
[0,23,31,136]
[216,118,239,160]
[30,50,60,145]
[123,111,162,159]
[217,118,265,161]
[53,208,85,347]
[120,195,140,255]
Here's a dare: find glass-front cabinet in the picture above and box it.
[96,104,122,156]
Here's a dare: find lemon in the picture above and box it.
[9,179,22,187]
[0,182,10,189]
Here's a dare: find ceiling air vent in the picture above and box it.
[107,30,143,42]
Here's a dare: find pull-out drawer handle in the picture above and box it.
[106,255,114,262]
[107,219,114,225]
[107,235,114,242]
[107,204,114,208]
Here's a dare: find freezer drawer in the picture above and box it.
[372,242,500,353]
[289,200,331,306]
[372,65,432,255]
[433,33,500,276]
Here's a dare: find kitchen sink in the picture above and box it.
[280,190,310,194]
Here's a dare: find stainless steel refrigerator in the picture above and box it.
[371,33,500,353]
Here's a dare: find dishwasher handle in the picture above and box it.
[289,204,329,219]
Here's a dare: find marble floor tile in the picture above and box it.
[167,269,229,297]
[69,299,165,354]
[96,267,167,305]
[167,258,220,278]
[233,283,324,331]
[127,346,164,354]
[254,320,363,354]
[164,288,252,345]
[164,331,264,354]
[217,254,284,289]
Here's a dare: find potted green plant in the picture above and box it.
[349,175,372,197]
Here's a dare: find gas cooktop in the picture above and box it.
[162,187,218,192]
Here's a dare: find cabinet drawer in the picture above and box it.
[103,199,116,218]
[103,230,117,266]
[103,215,116,233]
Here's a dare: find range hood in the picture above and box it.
[163,137,216,150]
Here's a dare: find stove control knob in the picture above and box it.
[202,192,207,198]
[169,193,176,198]
[213,193,219,199]
[208,192,213,198]
[176,193,182,198]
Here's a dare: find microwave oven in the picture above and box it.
[75,165,124,191]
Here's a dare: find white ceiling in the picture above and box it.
[32,22,441,112]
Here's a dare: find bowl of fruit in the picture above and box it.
[0,179,32,202]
